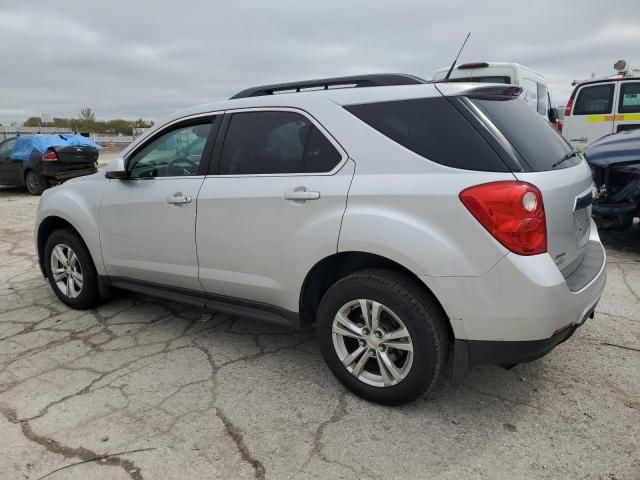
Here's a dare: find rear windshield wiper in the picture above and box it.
[552,149,579,169]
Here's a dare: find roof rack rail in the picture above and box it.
[229,73,427,99]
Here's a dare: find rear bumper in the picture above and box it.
[454,308,592,372]
[38,163,98,181]
[424,219,605,366]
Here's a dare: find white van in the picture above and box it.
[562,71,640,149]
[432,62,553,122]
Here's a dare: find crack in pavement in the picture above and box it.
[215,408,267,480]
[0,403,151,480]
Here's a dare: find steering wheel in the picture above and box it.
[167,157,199,176]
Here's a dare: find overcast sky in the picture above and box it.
[1,0,639,124]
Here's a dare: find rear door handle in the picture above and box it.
[284,187,320,201]
[166,192,192,205]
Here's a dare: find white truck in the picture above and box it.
[432,62,554,122]
[562,61,640,149]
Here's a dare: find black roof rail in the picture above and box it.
[229,73,427,99]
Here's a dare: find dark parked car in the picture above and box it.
[585,129,640,230]
[0,135,99,195]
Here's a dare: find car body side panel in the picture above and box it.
[35,173,106,274]
[196,159,355,312]
[338,169,514,278]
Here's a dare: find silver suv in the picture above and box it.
[35,74,606,405]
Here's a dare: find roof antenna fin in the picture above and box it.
[443,32,471,81]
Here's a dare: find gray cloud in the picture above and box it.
[1,0,639,124]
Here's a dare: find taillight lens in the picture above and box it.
[459,181,547,256]
[42,151,58,161]
[564,99,573,117]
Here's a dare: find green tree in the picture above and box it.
[80,108,96,122]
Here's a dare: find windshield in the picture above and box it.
[470,97,578,171]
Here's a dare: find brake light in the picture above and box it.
[459,181,547,256]
[42,151,58,161]
[457,62,489,70]
[564,99,573,117]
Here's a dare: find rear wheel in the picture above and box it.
[25,170,46,195]
[44,229,102,309]
[317,269,448,405]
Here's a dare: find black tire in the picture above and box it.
[44,229,102,309]
[25,170,46,195]
[316,269,448,406]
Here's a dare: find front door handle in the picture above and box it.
[284,187,320,201]
[166,192,192,205]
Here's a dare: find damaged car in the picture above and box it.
[0,134,100,195]
[585,129,640,230]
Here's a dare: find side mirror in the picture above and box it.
[105,170,128,180]
[548,108,558,124]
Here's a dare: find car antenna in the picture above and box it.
[443,32,471,81]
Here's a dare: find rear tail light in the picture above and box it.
[564,99,573,117]
[42,151,58,161]
[459,181,547,256]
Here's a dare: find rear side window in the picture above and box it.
[345,97,508,172]
[573,84,615,115]
[619,82,640,113]
[470,97,574,171]
[219,111,341,175]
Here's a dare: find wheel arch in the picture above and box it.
[299,251,454,341]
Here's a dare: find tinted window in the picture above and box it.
[219,111,341,175]
[0,139,16,157]
[619,82,640,113]
[470,97,574,171]
[536,83,548,115]
[573,84,615,115]
[345,97,508,172]
[129,122,212,178]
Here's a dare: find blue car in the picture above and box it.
[0,134,99,195]
[585,129,640,230]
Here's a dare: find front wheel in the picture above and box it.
[44,229,102,309]
[25,170,46,195]
[317,269,448,405]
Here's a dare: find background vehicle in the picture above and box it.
[562,62,640,148]
[553,105,565,132]
[585,129,640,230]
[35,74,606,405]
[432,62,556,122]
[0,134,99,194]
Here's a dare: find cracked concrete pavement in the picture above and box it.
[1,186,639,480]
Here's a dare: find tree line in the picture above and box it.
[23,108,154,135]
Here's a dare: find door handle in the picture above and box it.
[166,193,192,205]
[284,187,320,201]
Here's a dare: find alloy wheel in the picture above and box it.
[50,243,83,298]
[332,299,414,387]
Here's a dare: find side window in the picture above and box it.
[345,97,509,172]
[536,83,548,115]
[619,82,640,114]
[573,84,615,115]
[128,122,212,178]
[219,111,341,175]
[0,139,16,157]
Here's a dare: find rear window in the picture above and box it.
[470,97,575,171]
[573,84,615,115]
[344,97,508,172]
[619,82,640,114]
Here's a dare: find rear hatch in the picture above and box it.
[50,145,99,165]
[446,85,594,276]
